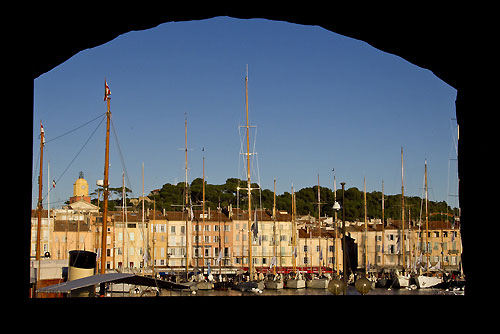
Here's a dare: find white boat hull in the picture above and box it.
[417,275,442,289]
[265,280,284,289]
[306,278,329,289]
[285,279,306,289]
[398,276,410,288]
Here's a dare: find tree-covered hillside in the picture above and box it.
[143,178,458,222]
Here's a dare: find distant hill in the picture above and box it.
[93,178,459,222]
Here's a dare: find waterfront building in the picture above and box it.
[189,209,232,274]
[231,208,296,273]
[295,217,343,274]
[345,218,462,273]
[30,173,462,278]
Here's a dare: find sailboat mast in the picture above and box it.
[202,148,206,272]
[317,174,322,275]
[334,173,339,275]
[184,116,189,276]
[292,184,297,273]
[273,178,277,275]
[425,159,429,271]
[47,160,50,256]
[364,176,367,275]
[36,121,45,259]
[245,66,253,277]
[122,171,126,269]
[35,121,45,297]
[142,162,146,273]
[382,180,385,268]
[101,90,111,274]
[401,147,406,272]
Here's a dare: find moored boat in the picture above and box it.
[306,274,330,289]
[416,274,442,289]
[285,272,306,289]
[265,274,284,289]
[396,270,410,288]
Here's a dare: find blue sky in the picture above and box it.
[33,17,459,210]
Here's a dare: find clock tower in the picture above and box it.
[70,171,91,204]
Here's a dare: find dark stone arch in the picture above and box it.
[21,6,491,298]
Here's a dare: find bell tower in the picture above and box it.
[70,171,91,203]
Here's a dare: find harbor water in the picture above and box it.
[109,286,463,297]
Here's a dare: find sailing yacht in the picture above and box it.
[284,186,306,289]
[305,175,330,289]
[416,160,443,289]
[265,273,284,289]
[264,179,284,290]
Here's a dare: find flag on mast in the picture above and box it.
[40,121,46,144]
[104,79,111,101]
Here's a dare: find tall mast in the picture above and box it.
[334,172,339,275]
[47,160,50,257]
[122,171,126,269]
[273,178,277,275]
[292,184,297,273]
[184,115,189,277]
[142,162,146,273]
[101,80,111,274]
[381,180,385,268]
[35,121,45,296]
[425,159,429,272]
[202,148,206,272]
[401,147,406,272]
[245,65,253,277]
[317,174,322,275]
[364,176,368,275]
[152,199,156,275]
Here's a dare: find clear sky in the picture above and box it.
[33,16,459,210]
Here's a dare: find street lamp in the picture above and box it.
[341,182,347,295]
[328,199,344,295]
